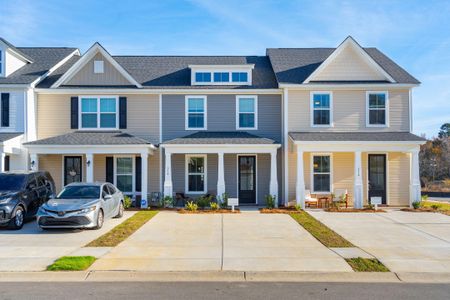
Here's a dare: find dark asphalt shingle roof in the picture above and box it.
[24,131,153,146]
[0,47,78,85]
[0,38,34,62]
[289,132,426,142]
[38,55,278,89]
[267,48,420,84]
[0,132,23,142]
[163,131,278,145]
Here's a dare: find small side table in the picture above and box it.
[318,196,330,209]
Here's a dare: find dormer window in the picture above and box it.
[190,64,254,86]
[213,72,229,82]
[195,72,211,83]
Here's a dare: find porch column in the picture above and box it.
[269,149,278,207]
[30,153,39,171]
[163,150,173,197]
[295,148,305,208]
[141,152,148,208]
[0,152,5,172]
[410,149,421,207]
[353,151,363,209]
[85,153,94,183]
[217,151,225,198]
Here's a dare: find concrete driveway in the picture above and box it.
[0,211,135,271]
[91,211,351,272]
[309,210,450,273]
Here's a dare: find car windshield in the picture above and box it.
[0,174,27,191]
[57,185,100,199]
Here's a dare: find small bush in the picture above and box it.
[162,196,174,208]
[186,201,198,212]
[421,194,429,201]
[431,203,441,210]
[218,193,229,209]
[294,204,302,211]
[197,195,212,209]
[123,196,132,209]
[210,202,219,210]
[412,201,421,209]
[265,194,276,209]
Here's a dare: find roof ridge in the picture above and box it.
[113,55,265,58]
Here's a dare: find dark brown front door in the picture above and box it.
[64,156,82,186]
[368,154,387,205]
[238,156,256,204]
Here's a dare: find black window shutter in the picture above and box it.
[4,155,10,172]
[119,97,127,129]
[70,97,78,129]
[106,157,114,184]
[135,156,142,192]
[1,93,10,127]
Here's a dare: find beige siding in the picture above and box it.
[333,153,354,205]
[388,152,410,206]
[314,45,386,81]
[149,149,161,193]
[288,89,410,132]
[40,155,63,193]
[66,52,131,86]
[94,154,106,182]
[37,94,73,139]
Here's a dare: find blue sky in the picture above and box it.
[1,0,449,137]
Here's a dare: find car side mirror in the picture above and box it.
[104,195,112,201]
[49,194,56,199]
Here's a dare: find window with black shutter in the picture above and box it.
[1,93,10,127]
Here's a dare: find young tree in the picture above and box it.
[438,123,450,138]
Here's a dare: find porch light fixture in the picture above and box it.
[86,160,91,167]
[31,161,35,167]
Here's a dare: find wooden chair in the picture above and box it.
[332,189,349,208]
[304,189,319,208]
[174,192,192,207]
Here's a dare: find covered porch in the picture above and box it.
[0,133,26,172]
[288,132,426,208]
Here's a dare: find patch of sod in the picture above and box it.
[422,200,450,211]
[86,210,158,247]
[47,256,96,271]
[345,258,390,272]
[289,211,354,248]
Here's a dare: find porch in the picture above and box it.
[0,133,26,172]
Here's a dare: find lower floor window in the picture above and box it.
[312,155,331,192]
[186,155,206,193]
[116,157,133,193]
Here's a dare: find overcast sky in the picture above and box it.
[1,0,448,137]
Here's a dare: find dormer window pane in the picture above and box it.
[195,72,211,82]
[232,72,248,82]
[213,72,229,82]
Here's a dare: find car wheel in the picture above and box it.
[94,209,104,230]
[115,201,124,218]
[9,206,25,230]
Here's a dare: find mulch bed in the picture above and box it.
[260,207,299,214]
[125,207,178,211]
[325,208,386,213]
[178,209,240,214]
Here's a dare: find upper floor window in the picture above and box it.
[213,72,229,82]
[190,65,254,85]
[195,72,211,83]
[232,72,248,82]
[236,95,257,130]
[312,154,331,193]
[185,96,207,130]
[0,49,3,76]
[311,92,332,127]
[80,96,118,129]
[366,92,388,127]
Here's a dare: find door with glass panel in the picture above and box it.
[116,157,133,195]
[238,156,256,204]
[64,156,82,186]
[368,154,386,204]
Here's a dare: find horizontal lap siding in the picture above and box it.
[37,94,73,139]
[39,155,63,193]
[333,153,354,206]
[388,152,410,206]
[224,154,237,198]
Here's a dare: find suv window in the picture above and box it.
[107,184,116,195]
[27,175,37,189]
[102,185,110,198]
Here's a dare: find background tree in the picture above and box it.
[438,123,450,138]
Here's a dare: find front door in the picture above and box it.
[238,156,256,204]
[368,154,387,205]
[64,156,82,186]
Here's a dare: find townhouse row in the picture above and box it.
[0,36,425,207]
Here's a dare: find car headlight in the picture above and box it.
[0,197,13,204]
[80,206,96,214]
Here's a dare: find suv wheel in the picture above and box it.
[9,206,25,230]
[94,209,104,230]
[115,201,124,218]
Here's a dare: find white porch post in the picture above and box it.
[30,153,38,171]
[353,151,363,209]
[85,153,94,183]
[295,147,305,208]
[141,152,148,208]
[410,148,421,207]
[269,149,279,207]
[217,151,225,199]
[163,150,173,197]
[0,152,5,172]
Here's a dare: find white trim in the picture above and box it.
[185,95,207,130]
[283,88,289,206]
[310,153,333,194]
[161,144,280,154]
[236,95,258,130]
[51,43,142,88]
[35,88,281,94]
[303,36,396,84]
[0,46,4,77]
[114,155,136,196]
[310,91,333,127]
[279,83,418,89]
[25,144,155,155]
[236,154,258,205]
[409,88,413,132]
[185,154,207,194]
[0,39,33,64]
[365,152,389,206]
[366,91,389,127]
[61,155,84,190]
[78,95,119,130]
[189,64,254,86]
[159,93,163,193]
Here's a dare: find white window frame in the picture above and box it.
[310,91,333,127]
[185,154,207,194]
[366,91,389,127]
[190,65,253,86]
[94,60,104,74]
[236,95,258,130]
[114,155,136,196]
[310,153,333,194]
[78,96,119,130]
[194,72,212,83]
[185,95,207,130]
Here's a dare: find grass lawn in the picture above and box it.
[422,200,450,211]
[345,258,390,272]
[289,211,354,248]
[47,256,96,271]
[86,210,158,247]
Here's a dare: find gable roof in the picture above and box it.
[51,42,142,88]
[163,131,278,145]
[0,37,34,63]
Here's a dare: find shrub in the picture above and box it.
[431,203,441,210]
[265,194,276,209]
[412,201,421,209]
[421,194,429,201]
[186,201,198,212]
[162,196,174,208]
[294,204,302,211]
[196,195,212,209]
[218,193,229,209]
[123,196,132,209]
[210,202,219,211]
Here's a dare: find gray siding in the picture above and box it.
[162,94,282,142]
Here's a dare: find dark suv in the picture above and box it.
[0,171,55,229]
